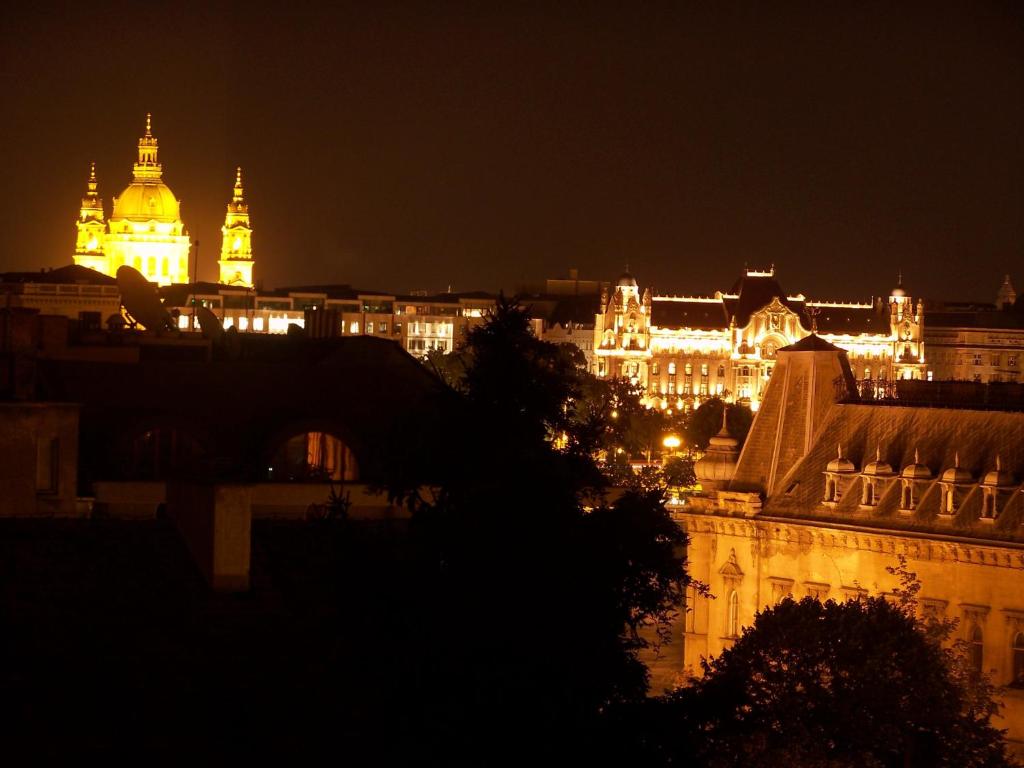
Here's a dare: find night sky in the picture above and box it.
[1,1,1021,301]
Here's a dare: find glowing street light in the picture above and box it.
[663,435,682,450]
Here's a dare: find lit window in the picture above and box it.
[668,362,676,375]
[727,591,739,638]
[366,322,374,333]
[969,624,984,681]
[253,317,264,332]
[1012,632,1024,688]
[349,322,360,334]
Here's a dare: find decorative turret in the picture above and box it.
[826,444,855,474]
[862,446,895,477]
[695,407,739,490]
[941,452,973,485]
[997,275,1017,310]
[900,448,932,480]
[982,455,1014,488]
[132,112,162,182]
[73,162,108,273]
[218,167,255,287]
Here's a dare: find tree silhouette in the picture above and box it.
[389,295,695,758]
[626,566,1013,767]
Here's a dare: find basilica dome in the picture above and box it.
[112,180,181,222]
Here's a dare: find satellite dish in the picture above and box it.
[196,305,225,341]
[116,266,174,331]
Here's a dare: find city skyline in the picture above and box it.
[2,2,1021,300]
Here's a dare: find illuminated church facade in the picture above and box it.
[594,267,925,410]
[73,114,254,288]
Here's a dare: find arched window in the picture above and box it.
[901,483,911,510]
[969,625,984,681]
[684,362,693,376]
[862,482,874,506]
[269,431,358,482]
[825,477,836,502]
[983,493,995,519]
[945,489,955,514]
[864,366,871,380]
[717,364,725,378]
[668,362,676,376]
[685,585,697,634]
[727,590,739,638]
[1012,632,1024,688]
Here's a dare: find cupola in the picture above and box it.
[900,449,932,480]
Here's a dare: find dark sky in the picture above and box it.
[1,1,1021,301]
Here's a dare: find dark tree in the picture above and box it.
[390,296,695,759]
[628,569,1013,768]
[684,396,753,451]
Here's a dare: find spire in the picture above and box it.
[134,112,161,181]
[837,443,843,459]
[233,166,244,203]
[876,446,881,462]
[997,454,1002,471]
[955,451,961,468]
[78,162,103,222]
[914,448,920,464]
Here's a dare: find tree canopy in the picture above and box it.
[391,295,695,757]
[622,561,1013,767]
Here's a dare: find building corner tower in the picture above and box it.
[218,167,254,287]
[73,162,108,273]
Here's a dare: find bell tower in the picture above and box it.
[218,167,254,287]
[73,162,108,274]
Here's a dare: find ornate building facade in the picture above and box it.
[72,115,255,288]
[218,168,254,287]
[593,267,925,410]
[653,336,1024,752]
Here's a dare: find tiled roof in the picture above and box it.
[651,300,729,330]
[765,403,1024,540]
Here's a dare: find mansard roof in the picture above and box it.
[650,298,729,330]
[810,303,890,335]
[727,272,804,327]
[764,403,1024,539]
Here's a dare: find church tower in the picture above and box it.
[73,162,108,274]
[104,113,191,285]
[218,167,254,287]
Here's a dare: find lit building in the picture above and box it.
[656,336,1024,751]
[925,275,1024,383]
[218,168,255,287]
[158,282,498,356]
[593,267,925,410]
[0,264,122,329]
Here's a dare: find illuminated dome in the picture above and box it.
[826,445,856,474]
[982,456,1014,488]
[862,447,894,476]
[941,453,973,484]
[617,271,637,288]
[901,450,932,480]
[112,180,181,222]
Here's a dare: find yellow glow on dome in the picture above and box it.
[72,114,191,286]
